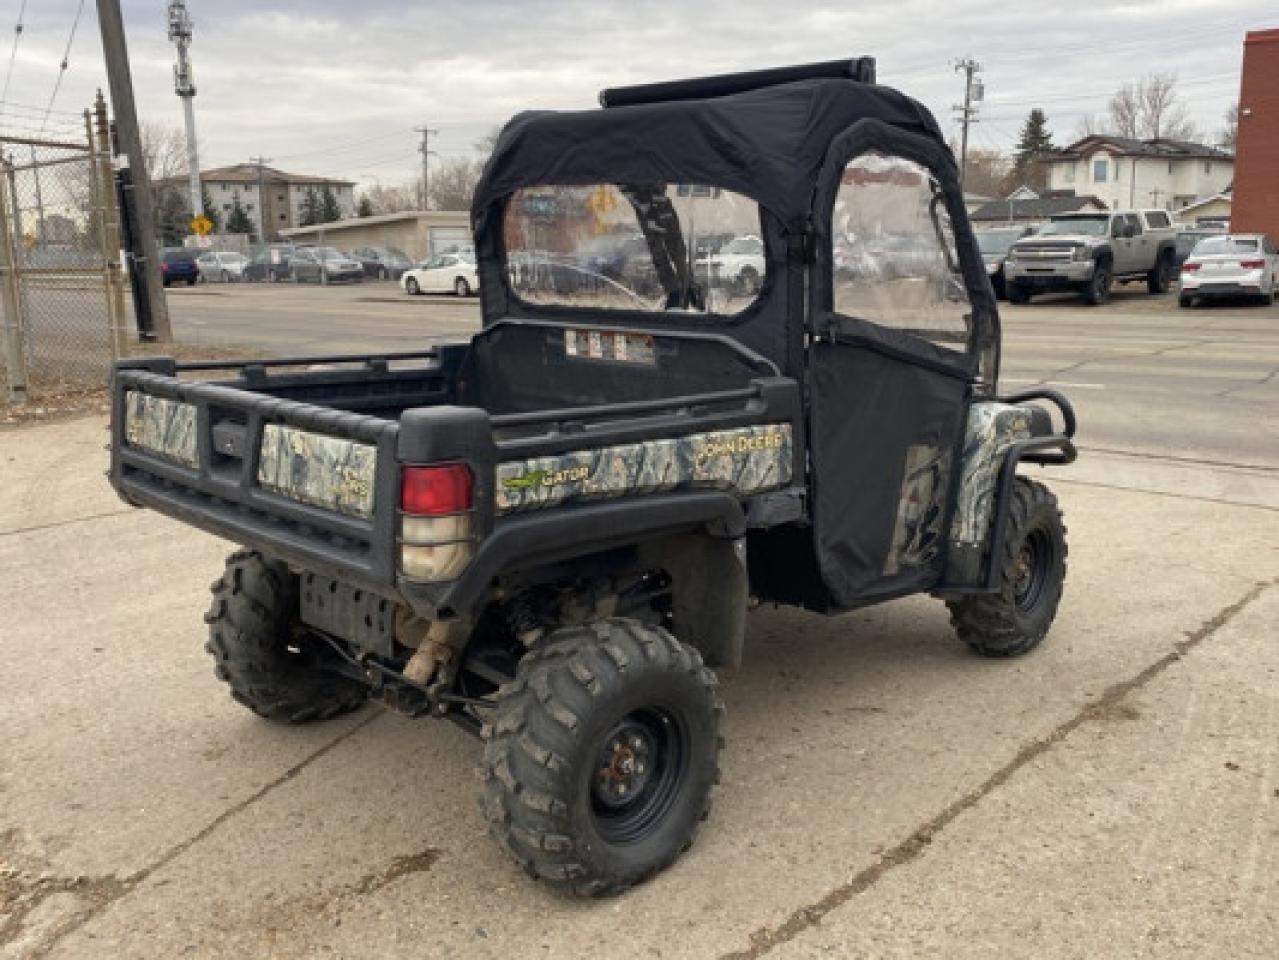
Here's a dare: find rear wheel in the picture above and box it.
[481,618,723,896]
[1179,293,1195,308]
[1147,250,1174,294]
[204,550,368,723]
[1007,282,1031,305]
[946,478,1067,658]
[405,276,420,295]
[1083,261,1112,305]
[454,276,471,297]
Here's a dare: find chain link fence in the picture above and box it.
[0,108,127,403]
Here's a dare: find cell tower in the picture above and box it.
[167,1,203,219]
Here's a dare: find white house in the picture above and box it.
[1044,136,1233,212]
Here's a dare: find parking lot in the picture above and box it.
[2,283,1278,958]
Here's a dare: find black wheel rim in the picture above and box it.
[590,707,687,845]
[1014,528,1053,613]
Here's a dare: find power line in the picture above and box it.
[0,0,28,118]
[39,0,86,132]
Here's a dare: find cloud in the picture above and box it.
[1,0,1260,192]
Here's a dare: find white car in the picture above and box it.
[1179,233,1277,307]
[695,234,765,295]
[195,251,249,283]
[401,251,479,296]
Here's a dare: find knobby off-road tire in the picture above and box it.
[481,619,723,896]
[1147,250,1174,295]
[1084,260,1112,305]
[947,478,1068,658]
[204,550,368,723]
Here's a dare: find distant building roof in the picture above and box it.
[1047,135,1233,161]
[156,164,355,188]
[969,194,1107,222]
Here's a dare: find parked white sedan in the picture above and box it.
[400,251,479,296]
[195,251,249,283]
[1179,233,1277,307]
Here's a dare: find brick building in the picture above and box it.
[1233,28,1279,240]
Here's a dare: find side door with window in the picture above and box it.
[807,121,993,606]
[1123,214,1146,273]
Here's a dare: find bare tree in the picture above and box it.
[1108,74,1198,141]
[957,148,1011,197]
[362,182,418,215]
[427,157,485,212]
[1218,103,1239,151]
[140,122,188,183]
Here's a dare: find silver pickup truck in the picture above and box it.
[1005,210,1177,305]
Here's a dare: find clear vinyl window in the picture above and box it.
[504,184,764,316]
[832,153,971,349]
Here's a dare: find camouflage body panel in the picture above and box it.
[124,391,197,468]
[884,443,951,576]
[257,425,377,520]
[949,402,1033,547]
[496,424,793,514]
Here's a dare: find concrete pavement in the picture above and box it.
[2,415,1277,958]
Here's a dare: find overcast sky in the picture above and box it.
[0,1,1267,192]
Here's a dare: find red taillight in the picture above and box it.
[1240,259,1265,270]
[1181,261,1201,272]
[401,463,472,515]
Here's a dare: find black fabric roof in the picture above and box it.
[472,78,944,222]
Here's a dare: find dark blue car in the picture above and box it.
[160,248,199,287]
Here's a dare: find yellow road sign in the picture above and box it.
[191,215,214,236]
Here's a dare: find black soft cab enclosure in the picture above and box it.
[109,58,1075,896]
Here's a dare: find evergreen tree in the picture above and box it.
[299,186,321,227]
[1010,109,1055,191]
[319,184,343,223]
[200,184,221,232]
[356,196,374,217]
[225,193,255,240]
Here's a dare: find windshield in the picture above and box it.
[975,229,1025,255]
[1192,236,1260,255]
[1038,216,1109,237]
[504,183,763,316]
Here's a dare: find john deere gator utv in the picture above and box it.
[109,58,1076,895]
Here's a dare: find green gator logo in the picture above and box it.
[502,470,548,491]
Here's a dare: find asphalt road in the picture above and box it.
[165,280,1279,498]
[2,281,1278,958]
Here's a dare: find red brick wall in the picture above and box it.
[1233,29,1279,240]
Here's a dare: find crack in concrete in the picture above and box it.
[1023,358,1093,388]
[1073,444,1279,474]
[0,510,134,540]
[1214,366,1278,399]
[12,710,381,959]
[718,578,1279,960]
[1051,476,1279,513]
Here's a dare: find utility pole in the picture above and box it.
[952,57,983,189]
[96,0,172,342]
[167,1,202,221]
[249,155,271,241]
[415,124,437,210]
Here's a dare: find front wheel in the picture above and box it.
[405,276,420,295]
[454,276,471,297]
[481,619,723,896]
[946,478,1067,658]
[1083,262,1112,305]
[1007,282,1031,304]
